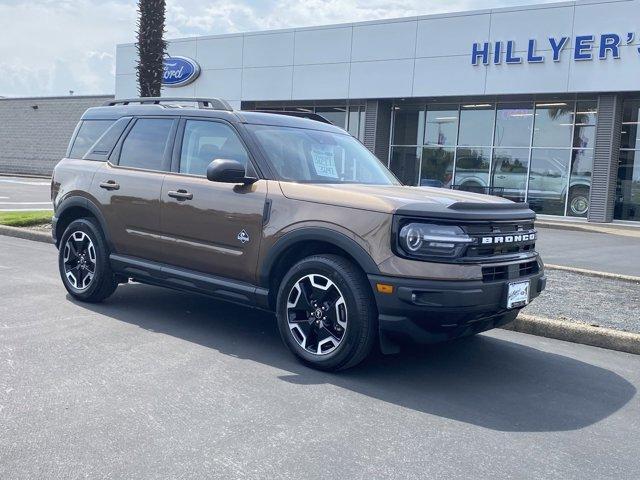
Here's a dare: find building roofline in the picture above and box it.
[116,0,603,48]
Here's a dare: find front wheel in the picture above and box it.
[58,218,118,303]
[276,254,377,371]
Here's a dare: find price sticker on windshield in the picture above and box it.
[311,147,338,179]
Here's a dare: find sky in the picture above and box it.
[0,0,560,98]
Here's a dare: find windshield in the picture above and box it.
[248,124,399,185]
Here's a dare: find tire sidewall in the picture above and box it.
[276,256,371,370]
[569,188,589,217]
[58,218,110,301]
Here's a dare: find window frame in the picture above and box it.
[170,117,262,179]
[110,116,179,173]
[67,119,117,160]
[83,117,132,162]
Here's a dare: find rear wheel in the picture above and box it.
[276,254,377,371]
[58,218,117,303]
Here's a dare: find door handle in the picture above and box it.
[99,180,120,190]
[497,175,506,179]
[168,189,193,201]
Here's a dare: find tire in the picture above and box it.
[276,254,377,371]
[58,218,118,303]
[568,187,590,217]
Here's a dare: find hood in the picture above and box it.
[278,182,534,221]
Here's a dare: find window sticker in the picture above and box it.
[311,146,338,178]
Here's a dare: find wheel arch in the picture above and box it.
[259,228,380,310]
[54,197,112,250]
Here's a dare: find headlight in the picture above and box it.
[398,222,473,259]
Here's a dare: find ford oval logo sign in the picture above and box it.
[162,56,200,87]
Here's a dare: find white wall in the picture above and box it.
[115,0,640,101]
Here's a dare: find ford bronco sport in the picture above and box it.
[52,97,546,371]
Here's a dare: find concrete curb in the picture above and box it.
[0,225,53,244]
[545,264,640,284]
[502,314,640,355]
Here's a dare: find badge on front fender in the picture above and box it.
[237,229,250,244]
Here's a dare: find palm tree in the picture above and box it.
[136,0,167,97]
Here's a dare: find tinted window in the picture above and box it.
[69,120,114,158]
[85,117,131,158]
[180,120,249,176]
[119,119,174,170]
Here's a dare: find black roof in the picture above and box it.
[81,104,346,134]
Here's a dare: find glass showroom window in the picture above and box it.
[389,105,425,186]
[388,99,595,217]
[453,104,494,191]
[528,101,595,217]
[489,103,534,201]
[421,105,458,187]
[389,146,421,185]
[315,107,347,129]
[615,99,640,221]
[249,104,365,141]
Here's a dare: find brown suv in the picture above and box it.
[51,97,545,371]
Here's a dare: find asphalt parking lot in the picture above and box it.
[1,235,640,479]
[0,176,52,211]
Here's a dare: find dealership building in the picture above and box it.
[17,0,628,224]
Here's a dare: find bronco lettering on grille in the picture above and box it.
[481,233,536,244]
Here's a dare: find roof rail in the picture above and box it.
[103,97,233,111]
[253,110,333,125]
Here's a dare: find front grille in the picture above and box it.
[462,221,536,261]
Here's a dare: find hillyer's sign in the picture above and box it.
[162,56,201,87]
[472,33,639,65]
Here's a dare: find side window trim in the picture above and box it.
[171,117,262,179]
[110,116,178,173]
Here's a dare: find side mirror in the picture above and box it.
[206,159,257,185]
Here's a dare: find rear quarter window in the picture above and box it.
[68,120,114,159]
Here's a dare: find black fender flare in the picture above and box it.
[257,227,380,287]
[54,196,113,250]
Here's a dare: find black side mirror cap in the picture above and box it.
[206,159,257,185]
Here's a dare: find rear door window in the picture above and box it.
[69,120,114,158]
[118,118,175,171]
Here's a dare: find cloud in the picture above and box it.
[0,0,560,97]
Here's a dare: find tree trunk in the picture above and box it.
[136,0,167,97]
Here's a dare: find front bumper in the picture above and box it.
[368,269,546,346]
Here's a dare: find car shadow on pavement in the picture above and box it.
[74,283,636,434]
